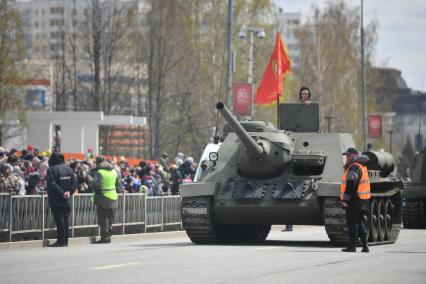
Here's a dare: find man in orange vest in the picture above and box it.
[340,147,371,253]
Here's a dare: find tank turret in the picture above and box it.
[216,102,293,178]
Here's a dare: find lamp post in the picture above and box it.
[387,129,394,154]
[238,26,265,118]
[361,0,368,150]
[225,0,233,111]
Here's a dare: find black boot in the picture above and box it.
[95,238,111,244]
[361,236,369,253]
[341,239,356,252]
[48,241,65,247]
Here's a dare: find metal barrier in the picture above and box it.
[0,193,182,242]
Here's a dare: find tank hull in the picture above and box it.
[402,147,426,229]
[402,184,426,229]
[181,103,402,245]
[214,199,323,225]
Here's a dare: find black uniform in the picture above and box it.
[47,152,77,246]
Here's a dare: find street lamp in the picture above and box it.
[238,26,265,117]
[387,129,394,154]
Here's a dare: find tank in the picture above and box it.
[402,147,426,228]
[181,102,403,245]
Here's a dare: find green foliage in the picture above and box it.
[0,0,26,121]
[145,0,275,159]
[292,0,379,145]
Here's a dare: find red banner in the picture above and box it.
[368,115,382,139]
[255,31,291,105]
[233,83,252,116]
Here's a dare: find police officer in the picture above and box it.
[90,156,122,244]
[47,152,77,247]
[340,147,371,252]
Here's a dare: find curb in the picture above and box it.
[0,230,187,250]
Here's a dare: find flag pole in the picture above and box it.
[277,93,280,129]
[276,26,280,129]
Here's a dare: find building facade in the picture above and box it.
[393,94,426,155]
[276,9,301,66]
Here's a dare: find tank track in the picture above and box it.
[181,196,271,244]
[181,196,220,244]
[324,197,401,246]
[403,199,426,229]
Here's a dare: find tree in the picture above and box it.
[142,0,275,160]
[72,0,141,154]
[0,0,26,145]
[292,0,379,144]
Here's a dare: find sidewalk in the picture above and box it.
[0,230,187,250]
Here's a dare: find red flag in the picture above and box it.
[255,31,291,104]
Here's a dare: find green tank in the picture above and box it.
[402,147,426,228]
[181,102,403,245]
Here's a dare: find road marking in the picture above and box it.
[256,247,282,251]
[91,262,141,270]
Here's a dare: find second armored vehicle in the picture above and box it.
[181,102,403,246]
[402,146,426,228]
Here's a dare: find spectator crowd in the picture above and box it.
[0,145,197,196]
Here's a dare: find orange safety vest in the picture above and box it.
[340,162,371,201]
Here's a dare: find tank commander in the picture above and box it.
[340,147,371,252]
[299,86,311,105]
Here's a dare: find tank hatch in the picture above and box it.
[279,103,319,132]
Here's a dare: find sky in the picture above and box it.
[275,0,426,92]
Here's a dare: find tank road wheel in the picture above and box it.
[363,210,370,241]
[403,200,426,229]
[369,199,379,242]
[387,192,402,243]
[378,199,386,241]
[384,198,394,240]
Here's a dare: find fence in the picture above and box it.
[0,193,182,242]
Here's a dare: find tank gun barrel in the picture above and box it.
[216,102,264,158]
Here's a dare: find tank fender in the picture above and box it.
[403,183,426,200]
[316,182,341,197]
[180,182,219,198]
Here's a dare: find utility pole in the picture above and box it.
[225,0,233,111]
[387,130,394,154]
[361,0,368,150]
[239,26,265,119]
[417,100,424,151]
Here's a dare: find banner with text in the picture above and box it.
[233,83,252,117]
[368,114,383,139]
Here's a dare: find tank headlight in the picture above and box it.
[209,152,219,162]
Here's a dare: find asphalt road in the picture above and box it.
[0,226,425,284]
